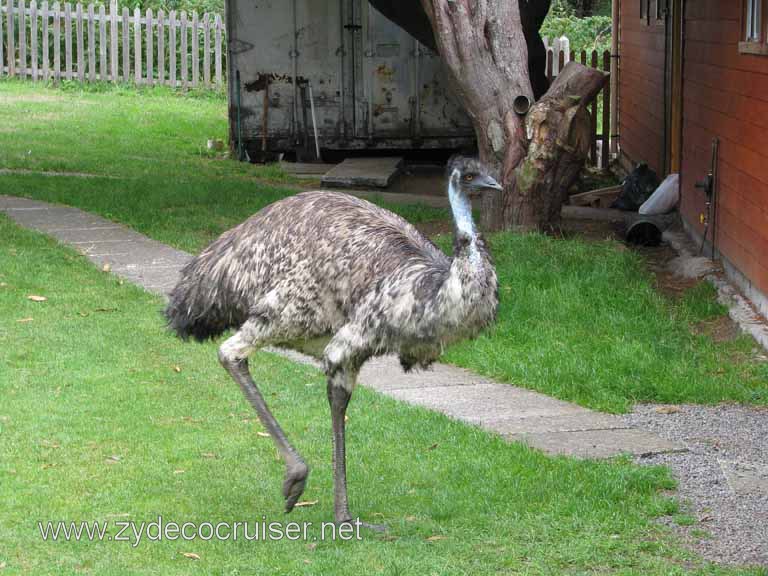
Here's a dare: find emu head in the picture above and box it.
[446,156,503,195]
[446,156,502,240]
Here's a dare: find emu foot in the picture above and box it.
[283,461,309,513]
[334,517,388,533]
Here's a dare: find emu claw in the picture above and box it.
[283,462,309,513]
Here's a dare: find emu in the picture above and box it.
[165,156,501,526]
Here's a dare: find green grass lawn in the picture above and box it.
[2,212,763,576]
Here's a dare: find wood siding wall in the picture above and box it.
[681,0,768,297]
[619,0,667,175]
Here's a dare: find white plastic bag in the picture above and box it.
[639,173,680,215]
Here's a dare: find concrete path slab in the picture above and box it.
[0,194,685,459]
[321,157,403,189]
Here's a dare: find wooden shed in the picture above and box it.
[617,0,768,316]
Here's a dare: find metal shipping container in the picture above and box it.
[226,0,475,156]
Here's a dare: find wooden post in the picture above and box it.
[157,8,164,85]
[546,49,552,84]
[109,0,116,82]
[132,6,139,84]
[602,50,611,171]
[190,10,198,88]
[168,9,176,87]
[64,2,71,80]
[145,7,152,85]
[41,1,49,81]
[6,0,14,76]
[76,2,84,81]
[121,6,128,81]
[202,12,209,87]
[590,50,599,165]
[87,2,94,81]
[19,0,26,78]
[179,10,186,89]
[214,13,221,88]
[98,3,105,80]
[30,0,39,80]
[52,1,60,80]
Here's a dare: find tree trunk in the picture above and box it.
[420,0,607,231]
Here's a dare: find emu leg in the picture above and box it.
[327,376,352,523]
[219,326,308,513]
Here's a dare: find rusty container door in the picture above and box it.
[416,47,474,138]
[358,2,416,139]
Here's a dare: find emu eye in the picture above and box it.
[464,174,475,182]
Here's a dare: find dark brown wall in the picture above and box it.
[681,0,768,296]
[618,0,667,175]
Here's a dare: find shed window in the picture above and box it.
[741,0,768,54]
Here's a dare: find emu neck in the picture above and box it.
[448,170,477,243]
[448,170,480,263]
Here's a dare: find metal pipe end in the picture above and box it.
[513,95,532,116]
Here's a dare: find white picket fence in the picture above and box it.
[0,0,225,88]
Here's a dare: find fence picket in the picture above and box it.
[145,8,152,85]
[121,6,128,81]
[109,0,117,82]
[76,2,84,81]
[214,14,221,87]
[53,1,60,80]
[30,1,38,80]
[87,2,94,81]
[191,11,198,87]
[98,3,105,80]
[18,0,25,78]
[157,8,164,84]
[132,6,140,84]
[6,0,14,76]
[168,10,176,87]
[203,12,209,86]
[41,1,48,80]
[179,10,187,89]
[64,3,72,80]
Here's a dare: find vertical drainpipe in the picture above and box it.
[291,0,299,143]
[610,0,620,156]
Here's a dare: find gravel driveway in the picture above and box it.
[623,404,768,568]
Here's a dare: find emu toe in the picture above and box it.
[283,462,309,513]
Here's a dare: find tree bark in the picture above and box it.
[419,0,607,231]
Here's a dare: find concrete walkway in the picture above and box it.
[0,195,683,459]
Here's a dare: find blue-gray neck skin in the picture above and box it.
[448,169,477,244]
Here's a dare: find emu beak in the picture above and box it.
[477,175,503,191]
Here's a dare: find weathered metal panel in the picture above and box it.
[226,0,473,153]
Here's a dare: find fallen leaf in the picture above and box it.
[16,317,33,323]
[307,543,317,551]
[174,470,185,475]
[344,414,350,422]
[173,366,182,373]
[0,282,8,287]
[94,307,118,313]
[41,463,56,470]
[654,405,681,415]
[102,263,111,273]
[405,515,417,522]
[256,432,270,438]
[78,312,89,317]
[426,535,447,542]
[27,295,47,302]
[0,561,6,570]
[181,552,200,561]
[303,559,311,565]
[294,500,318,508]
[106,455,122,464]
[427,443,439,450]
[201,452,217,459]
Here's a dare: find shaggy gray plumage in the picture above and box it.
[165,156,501,525]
